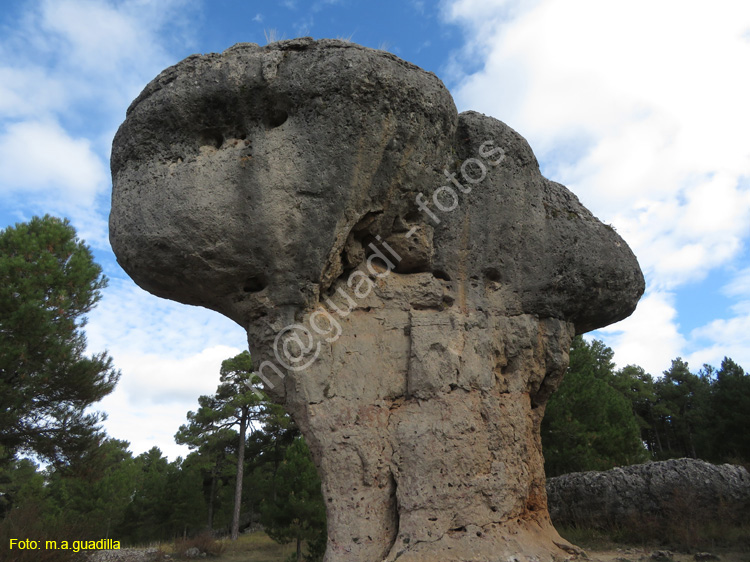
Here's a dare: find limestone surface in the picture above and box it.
[110,38,645,562]
[547,458,750,529]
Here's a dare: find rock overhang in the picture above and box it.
[110,37,644,335]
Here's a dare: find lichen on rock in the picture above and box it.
[110,37,645,562]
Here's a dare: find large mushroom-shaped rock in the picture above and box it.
[110,38,644,562]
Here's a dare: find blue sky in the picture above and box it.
[2,0,750,459]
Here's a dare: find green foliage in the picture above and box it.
[649,358,712,459]
[177,352,264,443]
[612,364,658,447]
[0,501,87,562]
[176,351,267,539]
[45,438,139,538]
[542,337,648,476]
[0,458,49,520]
[709,358,750,461]
[543,337,750,473]
[0,215,119,465]
[116,447,170,543]
[261,436,327,562]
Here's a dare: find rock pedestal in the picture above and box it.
[110,38,645,561]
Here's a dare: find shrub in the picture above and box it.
[0,503,88,562]
[172,531,225,558]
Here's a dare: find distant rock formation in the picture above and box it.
[547,458,750,528]
[110,38,644,562]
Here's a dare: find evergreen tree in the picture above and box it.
[709,357,750,461]
[541,337,647,476]
[45,438,139,538]
[652,358,711,459]
[613,365,658,452]
[174,430,237,531]
[0,216,119,465]
[235,404,299,537]
[0,458,50,520]
[261,436,326,562]
[120,447,172,544]
[176,351,264,540]
[162,456,208,539]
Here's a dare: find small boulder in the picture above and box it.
[694,553,720,561]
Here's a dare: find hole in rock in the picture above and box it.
[433,270,451,281]
[200,129,224,149]
[267,108,288,128]
[484,267,502,283]
[243,275,268,293]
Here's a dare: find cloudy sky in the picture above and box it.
[2,0,749,460]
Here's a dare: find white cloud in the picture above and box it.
[86,276,248,459]
[39,0,165,73]
[0,1,251,461]
[722,266,750,299]
[687,314,750,373]
[1,0,195,120]
[86,276,247,359]
[596,290,685,376]
[443,0,750,369]
[681,267,750,371]
[0,0,199,248]
[97,344,243,459]
[114,345,243,407]
[0,67,69,120]
[443,0,750,278]
[0,120,107,203]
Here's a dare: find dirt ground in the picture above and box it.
[584,547,749,562]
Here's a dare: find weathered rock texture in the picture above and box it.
[110,38,645,561]
[547,458,750,529]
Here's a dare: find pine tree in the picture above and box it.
[709,357,750,461]
[653,358,711,459]
[174,430,236,531]
[261,436,326,562]
[176,351,264,540]
[119,447,172,544]
[613,365,658,452]
[0,216,119,465]
[541,337,647,476]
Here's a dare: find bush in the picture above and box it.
[0,503,88,562]
[172,531,225,558]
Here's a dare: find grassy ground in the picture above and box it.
[556,524,750,562]
[160,531,296,562]
[218,532,297,562]
[158,527,750,562]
